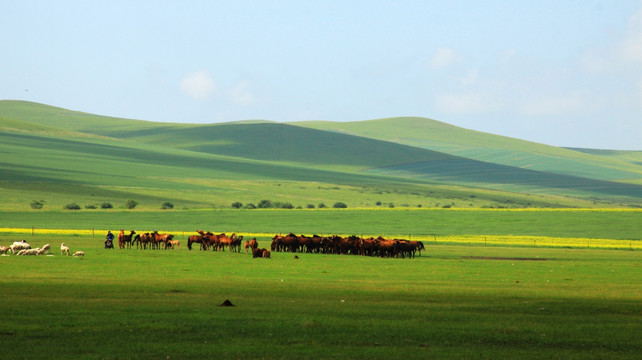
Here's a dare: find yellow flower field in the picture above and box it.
[1,227,639,250]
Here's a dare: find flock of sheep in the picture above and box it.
[0,240,84,257]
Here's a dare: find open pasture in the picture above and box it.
[1,233,641,359]
[1,208,641,240]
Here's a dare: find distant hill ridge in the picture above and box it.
[0,100,640,209]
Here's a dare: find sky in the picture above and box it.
[2,1,641,150]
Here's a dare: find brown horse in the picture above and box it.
[230,233,243,253]
[253,247,271,258]
[118,230,125,249]
[118,230,136,249]
[134,232,154,249]
[187,233,206,251]
[151,231,174,250]
[217,233,233,252]
[168,240,180,250]
[245,238,258,253]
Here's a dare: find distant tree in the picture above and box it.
[243,203,256,209]
[101,202,113,209]
[375,201,382,206]
[161,201,174,209]
[125,199,138,209]
[318,203,327,208]
[64,203,81,210]
[306,204,315,209]
[231,202,243,209]
[30,200,45,209]
[85,204,97,209]
[388,202,395,208]
[280,202,294,209]
[257,199,272,208]
[333,202,347,208]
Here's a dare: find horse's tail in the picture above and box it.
[187,238,192,251]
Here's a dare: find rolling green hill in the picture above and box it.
[292,117,642,182]
[1,100,640,210]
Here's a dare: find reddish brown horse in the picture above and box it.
[188,231,208,251]
[118,230,136,249]
[133,232,153,249]
[151,231,174,250]
[245,238,258,253]
[217,233,233,252]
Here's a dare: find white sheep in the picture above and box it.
[36,248,46,255]
[72,251,85,257]
[10,241,31,253]
[41,244,50,254]
[24,248,40,256]
[0,246,9,255]
[16,249,27,256]
[60,243,70,256]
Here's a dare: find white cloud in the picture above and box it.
[581,7,642,73]
[580,50,609,74]
[430,48,458,68]
[519,94,584,117]
[435,92,502,114]
[617,8,642,63]
[460,68,479,86]
[180,71,216,100]
[229,81,255,105]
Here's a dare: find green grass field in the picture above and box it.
[1,208,640,242]
[1,235,640,359]
[1,100,641,358]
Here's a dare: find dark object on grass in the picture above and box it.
[219,299,235,307]
[294,255,299,259]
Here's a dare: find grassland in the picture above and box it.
[293,117,642,182]
[1,100,641,211]
[2,99,641,358]
[1,208,640,241]
[1,236,640,359]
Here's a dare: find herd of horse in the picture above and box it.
[270,233,425,258]
[116,230,177,250]
[186,230,245,252]
[115,229,425,259]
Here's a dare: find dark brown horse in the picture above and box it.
[118,230,136,249]
[187,231,207,251]
[133,232,154,249]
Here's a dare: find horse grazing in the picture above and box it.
[252,248,271,258]
[118,230,136,249]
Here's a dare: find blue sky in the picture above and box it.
[2,1,641,149]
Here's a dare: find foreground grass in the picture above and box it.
[1,237,641,359]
